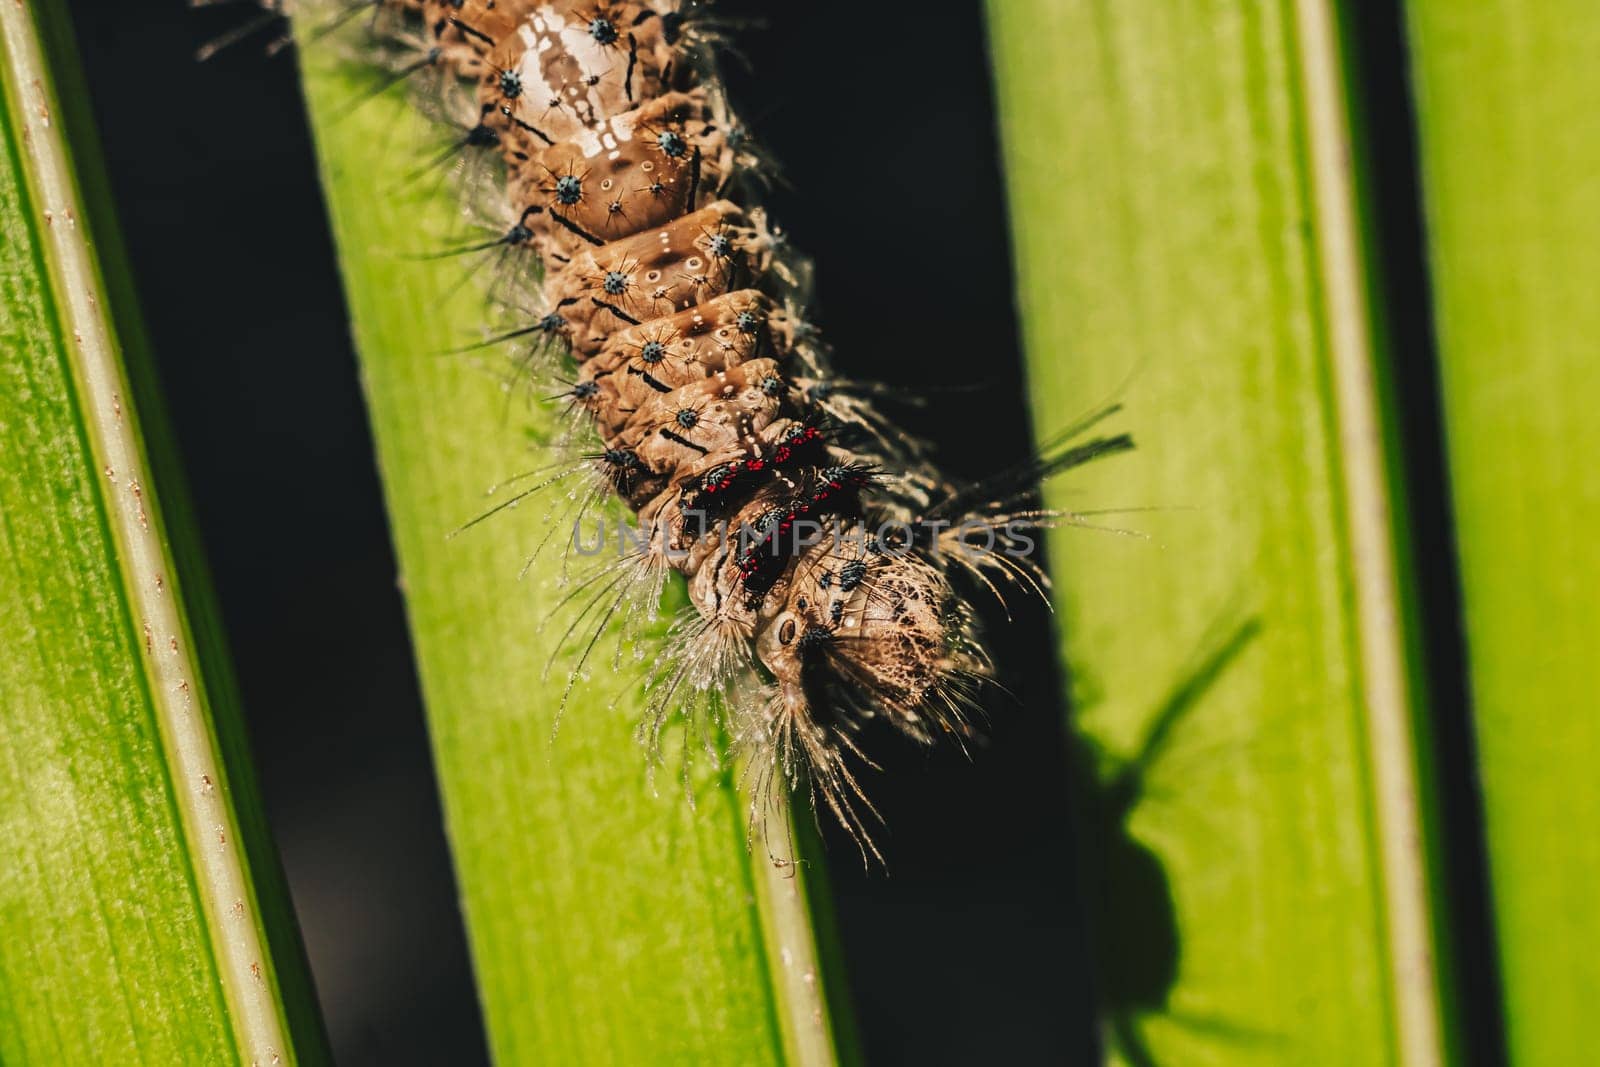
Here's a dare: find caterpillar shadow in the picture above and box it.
[1067,616,1264,1066]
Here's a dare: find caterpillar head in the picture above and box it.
[746,540,985,856]
[755,540,983,751]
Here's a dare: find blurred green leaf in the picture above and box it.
[987,2,1454,1062]
[0,2,325,1063]
[1404,2,1600,1061]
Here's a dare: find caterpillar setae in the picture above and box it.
[270,0,1133,858]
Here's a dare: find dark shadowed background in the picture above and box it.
[61,1,1102,1063]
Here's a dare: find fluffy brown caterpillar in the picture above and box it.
[296,0,1133,857]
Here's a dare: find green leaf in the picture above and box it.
[290,10,844,1065]
[1403,3,1600,1061]
[0,2,325,1064]
[987,2,1453,1062]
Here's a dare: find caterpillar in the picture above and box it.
[272,0,1133,857]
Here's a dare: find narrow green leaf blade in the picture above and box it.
[0,2,324,1064]
[1404,3,1600,1060]
[291,13,842,1065]
[987,1,1449,1062]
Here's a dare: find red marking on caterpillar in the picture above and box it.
[270,0,1134,860]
